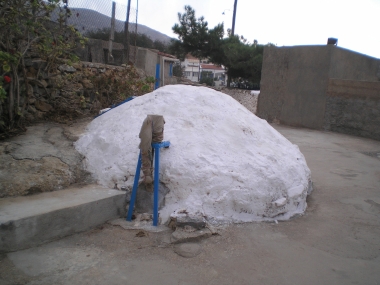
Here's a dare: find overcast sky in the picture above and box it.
[71,0,380,59]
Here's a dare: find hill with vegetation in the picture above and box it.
[53,8,172,44]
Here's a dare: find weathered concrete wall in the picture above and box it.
[257,45,380,140]
[78,39,156,71]
[162,60,176,86]
[135,48,159,78]
[258,45,331,129]
[87,39,105,63]
[329,47,380,81]
[324,79,380,140]
[77,41,180,88]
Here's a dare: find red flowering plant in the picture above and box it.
[0,0,88,131]
[3,76,11,84]
[1,51,15,101]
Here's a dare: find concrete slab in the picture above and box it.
[0,184,126,252]
[109,218,170,233]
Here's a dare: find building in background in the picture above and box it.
[182,54,202,82]
[182,54,226,86]
[200,64,226,87]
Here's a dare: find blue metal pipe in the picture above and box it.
[155,64,160,90]
[153,146,160,226]
[126,152,142,221]
[127,141,170,226]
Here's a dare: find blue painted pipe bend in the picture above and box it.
[126,141,170,226]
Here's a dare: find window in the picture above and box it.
[192,72,199,77]
[184,71,191,77]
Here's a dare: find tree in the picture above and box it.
[171,5,269,88]
[200,71,214,86]
[212,35,264,85]
[171,6,224,61]
[172,62,184,78]
[0,0,85,133]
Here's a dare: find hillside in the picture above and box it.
[52,8,172,43]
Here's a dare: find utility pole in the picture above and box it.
[64,0,69,27]
[231,0,237,36]
[133,0,139,64]
[108,1,116,64]
[227,0,238,87]
[123,0,132,64]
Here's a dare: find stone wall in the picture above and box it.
[22,60,257,128]
[22,60,152,125]
[324,79,380,140]
[219,88,258,114]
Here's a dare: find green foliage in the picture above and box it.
[88,67,152,110]
[171,6,224,60]
[199,71,214,86]
[85,28,169,53]
[145,76,155,84]
[172,5,267,87]
[0,51,17,74]
[141,84,150,92]
[0,0,86,134]
[0,87,6,100]
[211,35,265,84]
[172,62,184,77]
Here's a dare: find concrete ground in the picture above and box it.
[1,124,379,285]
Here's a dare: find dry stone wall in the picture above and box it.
[218,88,258,114]
[21,60,153,125]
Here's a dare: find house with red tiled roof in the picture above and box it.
[200,64,226,87]
[182,54,227,86]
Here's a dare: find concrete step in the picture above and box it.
[0,184,126,252]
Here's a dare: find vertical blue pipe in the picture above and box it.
[154,63,160,90]
[169,63,173,77]
[153,146,160,226]
[126,152,142,221]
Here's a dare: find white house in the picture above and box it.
[182,54,226,86]
[182,54,202,82]
[200,64,226,87]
